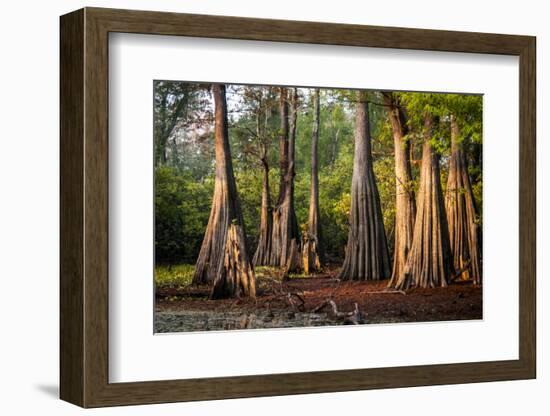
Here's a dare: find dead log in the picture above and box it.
[286,292,305,312]
[311,299,364,324]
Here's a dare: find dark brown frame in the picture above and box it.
[60,7,536,408]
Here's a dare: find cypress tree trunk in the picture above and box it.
[337,92,391,281]
[303,89,324,273]
[192,84,256,299]
[393,114,453,290]
[270,88,301,271]
[276,87,289,205]
[382,93,416,287]
[445,115,482,284]
[287,88,300,245]
[253,158,273,266]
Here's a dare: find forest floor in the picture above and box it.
[155,265,482,333]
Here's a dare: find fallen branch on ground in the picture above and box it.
[286,292,305,312]
[311,299,364,324]
[365,289,407,295]
[260,276,307,311]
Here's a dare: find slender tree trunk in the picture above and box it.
[330,127,340,165]
[303,89,324,273]
[337,92,391,281]
[277,88,289,205]
[392,114,453,290]
[192,84,256,299]
[253,158,273,266]
[288,88,299,242]
[382,93,416,287]
[252,99,274,266]
[154,84,191,167]
[445,116,482,284]
[156,94,169,166]
[170,135,179,166]
[270,88,301,271]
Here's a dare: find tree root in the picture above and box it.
[450,260,472,282]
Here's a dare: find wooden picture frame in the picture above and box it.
[60,7,536,408]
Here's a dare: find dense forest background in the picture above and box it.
[154,82,482,269]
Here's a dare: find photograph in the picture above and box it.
[153,82,483,333]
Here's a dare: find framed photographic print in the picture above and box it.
[60,7,536,408]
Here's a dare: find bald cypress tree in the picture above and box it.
[192,84,256,299]
[253,152,273,266]
[337,91,391,281]
[303,88,324,273]
[250,88,276,267]
[392,114,453,290]
[270,88,301,272]
[445,115,482,284]
[382,92,416,287]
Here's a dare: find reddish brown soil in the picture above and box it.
[156,268,482,324]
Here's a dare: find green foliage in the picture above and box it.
[373,156,397,251]
[155,264,195,289]
[154,85,483,267]
[472,179,483,222]
[296,89,355,172]
[155,166,213,264]
[398,92,482,152]
[317,140,354,258]
[234,168,265,247]
[153,81,207,167]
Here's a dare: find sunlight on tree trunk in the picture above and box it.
[382,93,416,287]
[445,115,482,285]
[337,92,391,281]
[303,88,324,274]
[192,84,256,299]
[393,114,453,290]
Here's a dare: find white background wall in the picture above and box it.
[0,0,546,414]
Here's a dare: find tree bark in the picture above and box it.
[245,89,275,266]
[303,88,324,274]
[445,115,482,285]
[392,114,453,290]
[192,84,256,299]
[270,88,301,271]
[337,92,391,281]
[382,93,416,287]
[253,158,273,266]
[277,87,289,205]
